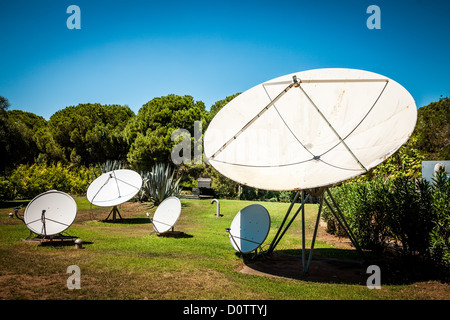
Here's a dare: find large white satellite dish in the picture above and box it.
[151,196,182,233]
[204,68,417,190]
[87,169,143,222]
[205,68,417,273]
[227,204,271,254]
[24,190,77,236]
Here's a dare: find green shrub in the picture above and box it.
[386,177,434,257]
[140,163,181,205]
[323,179,391,252]
[323,174,450,276]
[429,172,450,272]
[0,162,95,199]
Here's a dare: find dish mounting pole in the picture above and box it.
[104,206,123,223]
[264,186,366,274]
[41,209,47,237]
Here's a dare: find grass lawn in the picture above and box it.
[0,197,449,300]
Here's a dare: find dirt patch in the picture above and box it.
[317,219,354,249]
[75,201,151,223]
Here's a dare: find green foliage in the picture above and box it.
[46,103,134,166]
[125,95,208,171]
[239,187,295,202]
[413,97,450,160]
[387,178,433,257]
[140,163,181,206]
[0,162,95,199]
[95,159,126,176]
[323,174,450,275]
[0,110,47,172]
[203,164,239,198]
[0,96,11,111]
[323,179,392,251]
[429,172,450,271]
[176,163,208,189]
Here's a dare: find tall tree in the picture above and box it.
[0,96,11,112]
[412,97,450,160]
[46,103,135,166]
[0,98,47,172]
[125,94,208,171]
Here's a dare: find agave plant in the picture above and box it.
[142,163,181,206]
[94,160,125,177]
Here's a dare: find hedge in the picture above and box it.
[323,172,450,275]
[0,162,95,199]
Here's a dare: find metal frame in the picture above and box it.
[225,205,271,256]
[150,218,175,234]
[14,205,77,243]
[209,75,388,173]
[264,186,366,274]
[104,205,123,223]
[89,170,141,222]
[226,227,266,257]
[209,80,297,161]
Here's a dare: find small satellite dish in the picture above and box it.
[227,204,271,253]
[24,190,77,236]
[204,68,417,190]
[151,197,182,233]
[87,169,143,207]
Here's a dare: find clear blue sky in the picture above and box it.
[1,0,449,119]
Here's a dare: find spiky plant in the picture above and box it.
[93,160,125,178]
[142,163,181,205]
[99,160,125,174]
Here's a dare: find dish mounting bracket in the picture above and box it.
[264,187,367,274]
[104,205,123,223]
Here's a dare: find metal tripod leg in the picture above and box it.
[303,191,324,274]
[266,190,310,255]
[263,186,366,275]
[105,206,122,222]
[324,188,367,264]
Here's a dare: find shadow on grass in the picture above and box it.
[238,248,366,285]
[101,217,151,225]
[22,235,94,248]
[240,248,448,285]
[156,231,194,239]
[38,240,94,247]
[0,200,30,209]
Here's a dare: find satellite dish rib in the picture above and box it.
[226,204,271,254]
[205,68,417,274]
[86,169,143,222]
[209,79,298,161]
